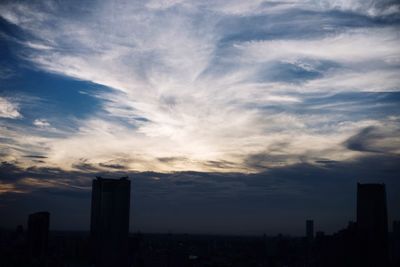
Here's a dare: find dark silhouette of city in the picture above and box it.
[0,180,399,267]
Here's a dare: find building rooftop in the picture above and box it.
[96,176,129,181]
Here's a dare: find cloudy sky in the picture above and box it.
[0,0,399,234]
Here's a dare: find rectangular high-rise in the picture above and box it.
[90,176,131,267]
[394,221,400,264]
[357,183,388,266]
[394,221,400,236]
[27,211,50,262]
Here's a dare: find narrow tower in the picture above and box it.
[306,219,314,241]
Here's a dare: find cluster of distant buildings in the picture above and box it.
[303,183,398,266]
[1,178,399,267]
[3,176,131,267]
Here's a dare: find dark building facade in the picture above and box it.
[305,219,314,265]
[27,211,50,264]
[357,183,388,267]
[90,176,131,267]
[394,221,400,235]
[306,220,314,241]
[393,220,400,265]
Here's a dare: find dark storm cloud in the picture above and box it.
[98,162,126,170]
[202,160,239,169]
[0,161,20,179]
[0,161,92,187]
[157,157,188,163]
[244,152,289,170]
[314,160,338,165]
[24,155,48,159]
[345,126,380,152]
[345,125,400,153]
[72,160,100,172]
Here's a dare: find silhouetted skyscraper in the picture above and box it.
[393,220,400,264]
[304,219,314,265]
[90,176,131,267]
[306,220,314,241]
[394,221,400,236]
[357,183,388,267]
[27,211,50,264]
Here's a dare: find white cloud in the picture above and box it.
[0,122,53,169]
[315,0,400,17]
[0,0,399,172]
[33,119,51,128]
[235,28,399,66]
[0,97,21,119]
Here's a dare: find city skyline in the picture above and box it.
[2,181,397,266]
[0,0,400,235]
[1,174,399,236]
[3,181,397,235]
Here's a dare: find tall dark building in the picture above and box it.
[394,221,400,236]
[357,183,388,266]
[393,221,400,264]
[27,211,50,263]
[90,176,131,267]
[305,219,314,265]
[306,220,314,241]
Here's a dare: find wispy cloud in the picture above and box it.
[0,97,22,119]
[0,0,399,172]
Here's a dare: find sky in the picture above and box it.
[0,0,399,235]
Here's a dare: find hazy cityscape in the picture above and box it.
[1,0,400,266]
[0,178,399,267]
